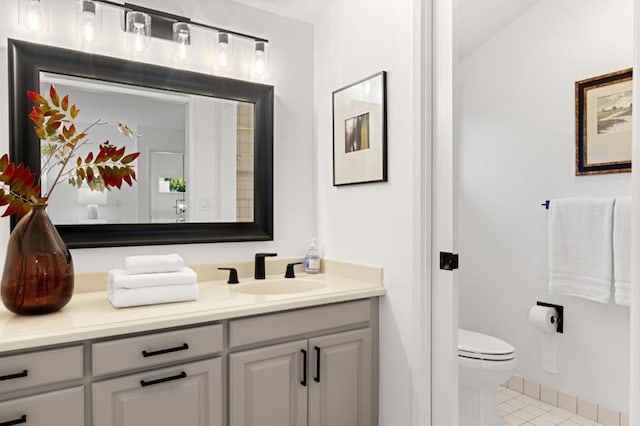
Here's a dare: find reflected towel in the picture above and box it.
[614,197,631,306]
[125,254,184,275]
[108,283,199,308]
[548,197,614,303]
[108,267,197,290]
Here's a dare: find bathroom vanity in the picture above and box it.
[0,261,383,426]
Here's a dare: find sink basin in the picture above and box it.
[232,279,326,295]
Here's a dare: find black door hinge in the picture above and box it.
[439,252,459,271]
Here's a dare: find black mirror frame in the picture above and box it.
[8,39,273,248]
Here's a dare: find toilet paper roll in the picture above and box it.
[529,305,559,373]
[528,305,558,333]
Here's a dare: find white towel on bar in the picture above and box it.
[108,267,197,290]
[548,197,614,303]
[108,283,199,309]
[125,254,184,275]
[614,197,631,306]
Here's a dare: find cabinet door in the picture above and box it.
[93,358,221,426]
[229,340,308,426]
[308,328,372,426]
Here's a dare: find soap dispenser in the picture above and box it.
[304,238,321,274]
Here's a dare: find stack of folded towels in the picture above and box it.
[108,254,198,308]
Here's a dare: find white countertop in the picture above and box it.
[0,271,385,353]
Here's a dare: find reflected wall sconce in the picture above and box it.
[58,1,269,74]
[18,0,49,32]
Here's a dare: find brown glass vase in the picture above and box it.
[1,204,74,315]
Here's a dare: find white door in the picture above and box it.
[431,0,458,424]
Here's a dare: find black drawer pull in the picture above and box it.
[300,349,307,387]
[140,371,187,387]
[0,414,27,426]
[0,370,28,382]
[314,346,321,383]
[142,343,189,358]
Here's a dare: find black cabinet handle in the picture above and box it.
[300,349,307,386]
[314,346,321,383]
[140,371,187,387]
[142,343,189,357]
[0,414,27,426]
[0,370,28,382]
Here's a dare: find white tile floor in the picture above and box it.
[497,386,604,426]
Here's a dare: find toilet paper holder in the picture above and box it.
[536,301,564,333]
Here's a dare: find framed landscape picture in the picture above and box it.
[332,71,387,186]
[575,68,633,175]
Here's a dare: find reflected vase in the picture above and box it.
[1,204,74,315]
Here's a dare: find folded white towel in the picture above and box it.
[613,197,631,306]
[548,197,614,303]
[108,267,197,290]
[125,254,184,275]
[108,283,199,308]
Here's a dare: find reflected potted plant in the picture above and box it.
[0,85,139,315]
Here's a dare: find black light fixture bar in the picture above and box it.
[93,0,268,43]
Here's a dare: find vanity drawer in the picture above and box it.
[0,386,84,426]
[229,299,372,348]
[92,324,223,376]
[0,346,83,394]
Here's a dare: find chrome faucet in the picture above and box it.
[254,253,277,279]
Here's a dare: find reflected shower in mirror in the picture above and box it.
[40,73,255,225]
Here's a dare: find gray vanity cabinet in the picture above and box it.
[92,358,222,426]
[0,346,84,426]
[308,328,372,426]
[228,299,377,426]
[91,324,224,426]
[229,340,308,426]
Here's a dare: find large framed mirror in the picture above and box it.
[8,39,273,248]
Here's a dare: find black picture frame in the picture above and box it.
[8,39,274,248]
[332,71,387,186]
[575,68,633,175]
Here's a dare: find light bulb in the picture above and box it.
[173,25,190,61]
[252,41,268,76]
[217,33,231,68]
[133,22,146,53]
[24,0,44,32]
[81,10,96,42]
[255,50,265,75]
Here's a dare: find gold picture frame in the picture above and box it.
[575,68,633,175]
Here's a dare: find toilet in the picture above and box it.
[459,329,516,426]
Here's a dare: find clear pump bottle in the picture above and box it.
[304,238,320,274]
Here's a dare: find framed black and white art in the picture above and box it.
[332,71,387,186]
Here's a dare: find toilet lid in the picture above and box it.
[458,329,515,361]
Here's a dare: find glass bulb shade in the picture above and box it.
[126,11,151,53]
[172,22,190,61]
[76,0,102,43]
[216,32,233,68]
[252,41,269,76]
[19,0,48,32]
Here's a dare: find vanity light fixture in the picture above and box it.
[18,0,48,32]
[59,1,269,76]
[77,0,102,43]
[252,40,269,76]
[216,32,232,68]
[173,22,191,61]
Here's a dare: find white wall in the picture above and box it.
[314,1,420,425]
[457,0,633,412]
[0,0,315,270]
